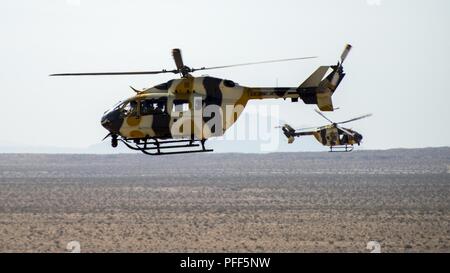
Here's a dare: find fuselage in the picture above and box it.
[311,126,362,146]
[101,76,299,140]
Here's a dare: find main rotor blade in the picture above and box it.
[49,69,178,76]
[50,52,316,77]
[314,109,334,124]
[337,114,372,125]
[191,56,317,72]
[172,48,184,70]
[275,124,318,131]
[296,126,320,131]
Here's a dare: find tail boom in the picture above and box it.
[246,44,352,111]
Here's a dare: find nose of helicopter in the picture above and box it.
[101,109,123,134]
[355,133,363,143]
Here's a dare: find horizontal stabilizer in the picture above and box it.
[297,44,352,112]
[299,66,330,88]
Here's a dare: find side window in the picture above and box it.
[140,100,153,116]
[172,99,190,112]
[194,97,203,110]
[140,99,167,116]
[157,101,166,113]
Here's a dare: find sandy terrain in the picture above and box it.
[0,148,449,252]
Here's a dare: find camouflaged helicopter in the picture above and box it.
[280,109,372,152]
[50,45,352,155]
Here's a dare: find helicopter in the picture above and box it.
[50,45,352,155]
[280,109,372,152]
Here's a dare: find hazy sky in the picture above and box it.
[1,0,449,151]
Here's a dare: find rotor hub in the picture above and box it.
[180,66,192,77]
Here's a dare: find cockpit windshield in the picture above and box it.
[121,100,138,116]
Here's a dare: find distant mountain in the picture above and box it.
[208,135,323,153]
[1,140,448,155]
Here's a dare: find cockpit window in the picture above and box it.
[121,101,138,117]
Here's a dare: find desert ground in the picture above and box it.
[0,148,449,253]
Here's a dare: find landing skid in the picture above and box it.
[119,138,213,156]
[329,145,354,153]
